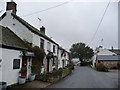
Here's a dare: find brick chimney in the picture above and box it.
[6,0,17,14]
[40,26,45,34]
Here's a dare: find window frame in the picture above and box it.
[40,38,44,49]
[53,45,56,53]
[13,59,20,69]
[47,42,51,52]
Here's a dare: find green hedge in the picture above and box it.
[37,65,74,82]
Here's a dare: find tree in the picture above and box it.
[70,42,94,63]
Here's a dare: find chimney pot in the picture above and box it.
[40,26,45,34]
[6,1,17,14]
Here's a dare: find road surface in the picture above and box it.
[46,66,118,88]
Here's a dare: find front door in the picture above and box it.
[62,60,64,68]
[47,59,49,72]
[22,56,27,77]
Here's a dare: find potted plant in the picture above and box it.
[0,82,7,90]
[18,67,27,84]
[28,65,36,81]
[28,73,36,81]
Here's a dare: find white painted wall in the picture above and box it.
[1,11,33,43]
[1,48,22,86]
[58,49,62,68]
[0,48,2,82]
[32,33,40,47]
[1,11,59,73]
[92,54,96,68]
[92,48,117,68]
[58,50,69,68]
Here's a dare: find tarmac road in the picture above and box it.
[46,66,118,88]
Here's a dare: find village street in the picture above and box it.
[45,66,118,88]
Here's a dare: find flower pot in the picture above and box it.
[18,77,26,84]
[28,73,36,81]
[0,82,7,90]
[21,73,27,77]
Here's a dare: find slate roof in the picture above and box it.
[109,49,120,55]
[0,25,30,50]
[11,13,59,46]
[97,55,120,61]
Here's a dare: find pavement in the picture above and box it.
[7,80,51,89]
[45,66,119,88]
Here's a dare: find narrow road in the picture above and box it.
[46,66,118,88]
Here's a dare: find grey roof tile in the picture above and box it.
[0,25,29,50]
[97,55,120,61]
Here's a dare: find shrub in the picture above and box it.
[96,63,108,72]
[62,68,70,77]
[31,65,41,75]
[19,67,27,73]
[117,63,120,69]
[51,68,63,78]
[112,66,118,69]
[32,46,46,65]
[37,74,47,82]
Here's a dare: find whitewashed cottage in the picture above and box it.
[92,46,120,68]
[0,1,70,75]
[58,47,70,68]
[0,26,34,86]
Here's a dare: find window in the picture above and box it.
[53,45,55,53]
[40,38,44,49]
[47,42,51,51]
[53,56,56,65]
[13,59,20,69]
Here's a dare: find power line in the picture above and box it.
[88,0,111,46]
[21,1,70,17]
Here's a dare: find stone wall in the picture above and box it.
[96,60,120,69]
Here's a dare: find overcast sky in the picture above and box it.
[0,0,119,51]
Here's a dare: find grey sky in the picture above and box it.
[0,0,119,51]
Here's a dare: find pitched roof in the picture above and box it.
[97,55,120,61]
[11,13,59,46]
[97,48,117,55]
[0,25,30,50]
[109,49,120,55]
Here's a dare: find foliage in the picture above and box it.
[80,61,92,66]
[111,63,120,69]
[37,74,48,82]
[80,62,88,66]
[28,46,46,75]
[96,63,108,72]
[52,68,63,77]
[67,63,74,70]
[19,67,27,73]
[117,63,120,69]
[0,82,6,85]
[37,68,63,82]
[32,46,46,65]
[63,67,70,77]
[70,42,94,63]
[31,65,41,75]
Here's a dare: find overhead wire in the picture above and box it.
[21,1,70,17]
[88,0,111,46]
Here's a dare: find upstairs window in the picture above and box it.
[47,42,51,52]
[53,45,55,53]
[40,38,44,49]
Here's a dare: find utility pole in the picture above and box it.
[101,38,103,48]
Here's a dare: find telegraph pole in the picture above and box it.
[101,38,103,47]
